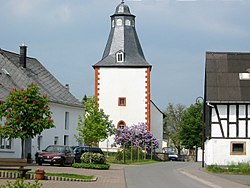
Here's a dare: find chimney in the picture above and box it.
[19,44,27,68]
[65,84,69,91]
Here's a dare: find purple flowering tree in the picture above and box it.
[113,123,159,153]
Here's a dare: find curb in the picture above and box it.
[0,171,97,182]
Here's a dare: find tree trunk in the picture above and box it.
[89,145,92,163]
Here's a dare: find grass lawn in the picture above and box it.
[206,163,250,175]
[43,172,94,180]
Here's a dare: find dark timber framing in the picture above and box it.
[209,103,250,139]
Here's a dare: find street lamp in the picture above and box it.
[196,97,205,168]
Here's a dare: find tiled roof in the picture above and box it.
[0,48,83,108]
[205,52,250,102]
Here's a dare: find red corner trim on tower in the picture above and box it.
[95,68,100,104]
[145,68,151,131]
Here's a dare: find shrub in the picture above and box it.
[72,162,110,170]
[80,152,106,164]
[0,179,42,188]
[116,147,145,161]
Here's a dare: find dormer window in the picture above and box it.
[116,51,124,63]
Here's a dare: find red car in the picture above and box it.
[37,145,75,166]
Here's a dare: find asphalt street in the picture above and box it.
[125,162,212,188]
[0,162,249,187]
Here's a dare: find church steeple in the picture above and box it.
[94,1,151,68]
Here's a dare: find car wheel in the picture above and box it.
[38,162,42,165]
[70,159,75,166]
[61,159,66,166]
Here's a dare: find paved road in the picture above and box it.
[1,162,249,187]
[124,162,211,188]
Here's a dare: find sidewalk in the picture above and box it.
[0,164,127,188]
[179,162,250,188]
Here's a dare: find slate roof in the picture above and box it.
[93,1,151,68]
[205,52,250,102]
[0,48,83,108]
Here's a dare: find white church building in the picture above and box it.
[93,1,163,151]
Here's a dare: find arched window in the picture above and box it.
[116,19,122,26]
[125,19,131,26]
[117,120,126,129]
[116,51,124,63]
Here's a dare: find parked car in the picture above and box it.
[167,152,178,161]
[37,145,75,166]
[74,146,104,163]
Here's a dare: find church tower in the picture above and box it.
[93,1,152,147]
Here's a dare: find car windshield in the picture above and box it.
[45,146,65,153]
[169,152,176,155]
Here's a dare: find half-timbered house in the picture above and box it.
[204,52,250,165]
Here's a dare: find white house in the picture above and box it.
[93,1,163,151]
[0,45,83,160]
[204,52,250,166]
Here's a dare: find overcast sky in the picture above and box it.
[1,0,250,111]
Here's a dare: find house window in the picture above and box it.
[117,120,126,129]
[118,97,126,106]
[54,136,59,145]
[0,137,12,149]
[64,135,69,146]
[230,142,246,155]
[65,112,69,130]
[116,51,124,63]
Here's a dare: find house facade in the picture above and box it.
[93,1,163,151]
[0,46,83,159]
[204,52,250,165]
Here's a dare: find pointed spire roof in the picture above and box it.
[93,1,151,68]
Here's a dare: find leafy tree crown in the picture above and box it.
[0,83,55,140]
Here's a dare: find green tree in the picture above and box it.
[163,103,186,156]
[0,83,55,158]
[75,96,115,148]
[179,102,203,149]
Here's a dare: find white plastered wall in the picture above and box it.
[1,103,83,159]
[98,68,147,150]
[150,101,163,152]
[205,139,250,166]
[31,103,83,156]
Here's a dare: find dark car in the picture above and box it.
[37,145,75,166]
[167,152,178,161]
[74,146,104,163]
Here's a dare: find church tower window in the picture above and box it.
[118,97,126,106]
[116,51,124,63]
[117,120,126,129]
[125,19,131,26]
[116,19,123,26]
